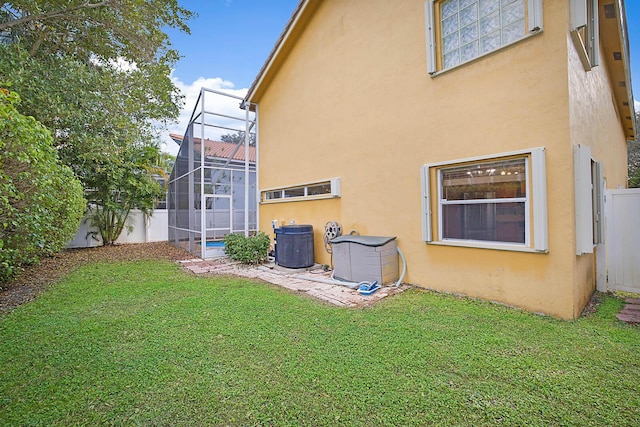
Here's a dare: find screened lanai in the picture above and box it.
[168,88,257,259]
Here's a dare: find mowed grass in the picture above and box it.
[1,260,639,426]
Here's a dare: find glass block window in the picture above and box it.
[426,0,543,73]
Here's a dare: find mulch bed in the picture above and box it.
[0,242,194,314]
[580,291,603,317]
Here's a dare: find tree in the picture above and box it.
[83,141,165,246]
[221,131,256,146]
[0,1,192,62]
[0,1,193,244]
[0,88,85,282]
[629,108,640,188]
[629,141,640,187]
[0,45,182,174]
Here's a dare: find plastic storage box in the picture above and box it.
[331,235,398,285]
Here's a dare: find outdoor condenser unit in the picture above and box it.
[331,235,399,285]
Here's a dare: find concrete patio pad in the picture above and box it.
[179,257,408,308]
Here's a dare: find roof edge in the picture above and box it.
[618,0,637,140]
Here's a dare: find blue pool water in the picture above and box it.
[205,241,225,248]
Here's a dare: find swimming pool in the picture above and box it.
[205,241,225,248]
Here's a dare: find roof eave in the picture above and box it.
[603,0,637,140]
[617,0,637,140]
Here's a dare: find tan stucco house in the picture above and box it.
[244,0,636,319]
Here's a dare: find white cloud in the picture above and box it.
[109,57,138,72]
[90,54,138,72]
[160,74,251,156]
[635,99,640,115]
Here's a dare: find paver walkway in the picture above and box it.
[179,258,408,308]
[617,298,640,323]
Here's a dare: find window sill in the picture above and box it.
[260,194,340,204]
[427,239,548,254]
[429,29,543,78]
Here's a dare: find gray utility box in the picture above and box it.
[331,235,398,285]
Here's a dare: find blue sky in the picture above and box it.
[162,0,298,153]
[626,1,640,101]
[167,0,299,89]
[162,1,640,153]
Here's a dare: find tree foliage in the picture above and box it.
[0,1,192,62]
[629,109,640,188]
[629,140,640,188]
[0,0,193,245]
[0,88,85,282]
[0,44,181,177]
[220,131,256,146]
[84,141,165,246]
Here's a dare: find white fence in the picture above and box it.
[604,189,640,294]
[67,209,168,248]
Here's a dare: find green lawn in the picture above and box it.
[1,260,639,426]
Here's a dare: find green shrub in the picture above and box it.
[0,87,86,283]
[223,232,271,265]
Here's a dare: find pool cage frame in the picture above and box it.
[168,88,257,259]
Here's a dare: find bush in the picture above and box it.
[0,87,86,283]
[224,232,271,265]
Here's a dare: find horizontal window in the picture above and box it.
[422,148,547,252]
[264,190,283,200]
[284,187,306,198]
[425,0,543,74]
[261,178,341,203]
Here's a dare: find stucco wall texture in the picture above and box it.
[253,0,629,319]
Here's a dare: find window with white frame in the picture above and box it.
[425,0,543,74]
[261,178,341,203]
[422,148,548,252]
[570,0,599,70]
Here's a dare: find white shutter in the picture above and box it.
[588,0,599,67]
[330,177,341,198]
[425,1,436,74]
[528,0,544,31]
[421,164,432,242]
[574,144,594,255]
[571,0,588,31]
[531,148,548,252]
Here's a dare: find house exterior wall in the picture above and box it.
[567,25,630,317]
[255,0,628,319]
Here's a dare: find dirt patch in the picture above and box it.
[0,242,193,314]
